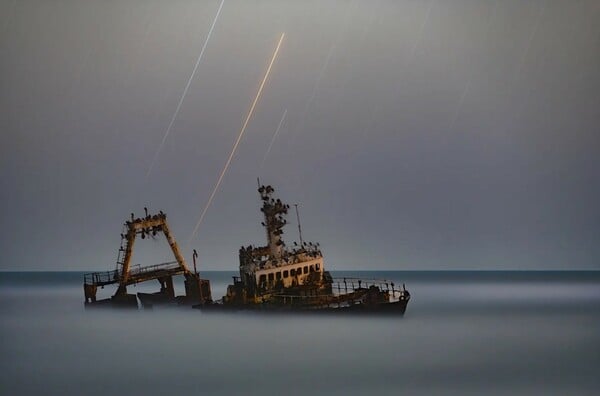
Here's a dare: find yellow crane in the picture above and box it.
[84,210,211,308]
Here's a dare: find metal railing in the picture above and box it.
[84,269,120,286]
[331,277,408,302]
[267,277,410,308]
[84,261,182,286]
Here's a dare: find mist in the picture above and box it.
[2,271,599,395]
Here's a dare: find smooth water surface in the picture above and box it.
[1,271,599,395]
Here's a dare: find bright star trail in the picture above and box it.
[189,32,286,242]
[145,0,225,180]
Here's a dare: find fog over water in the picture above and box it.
[1,271,599,395]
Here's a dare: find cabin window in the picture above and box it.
[276,272,282,280]
[283,270,289,278]
[290,269,295,276]
[268,273,274,281]
[303,266,308,274]
[259,274,266,283]
[315,263,320,271]
[310,265,314,273]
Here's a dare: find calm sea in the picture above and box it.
[1,271,599,395]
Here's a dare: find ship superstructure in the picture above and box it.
[225,185,333,305]
[217,184,411,314]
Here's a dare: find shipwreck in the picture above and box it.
[83,184,410,314]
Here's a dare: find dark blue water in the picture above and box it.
[1,271,599,395]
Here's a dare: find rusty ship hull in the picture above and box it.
[83,184,410,315]
[196,184,410,315]
[195,296,409,315]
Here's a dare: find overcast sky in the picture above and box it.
[1,0,599,271]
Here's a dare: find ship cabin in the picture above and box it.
[223,184,332,305]
[254,257,323,290]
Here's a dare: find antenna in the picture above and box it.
[193,249,198,275]
[294,203,304,246]
[257,177,261,188]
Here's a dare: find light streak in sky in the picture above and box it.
[303,43,336,116]
[449,80,471,131]
[386,0,434,124]
[409,0,434,62]
[514,1,545,84]
[261,109,288,169]
[188,32,286,242]
[506,1,546,133]
[292,0,357,147]
[145,0,225,180]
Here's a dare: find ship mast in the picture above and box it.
[257,184,289,262]
[294,203,304,246]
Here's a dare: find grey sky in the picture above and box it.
[1,0,599,271]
